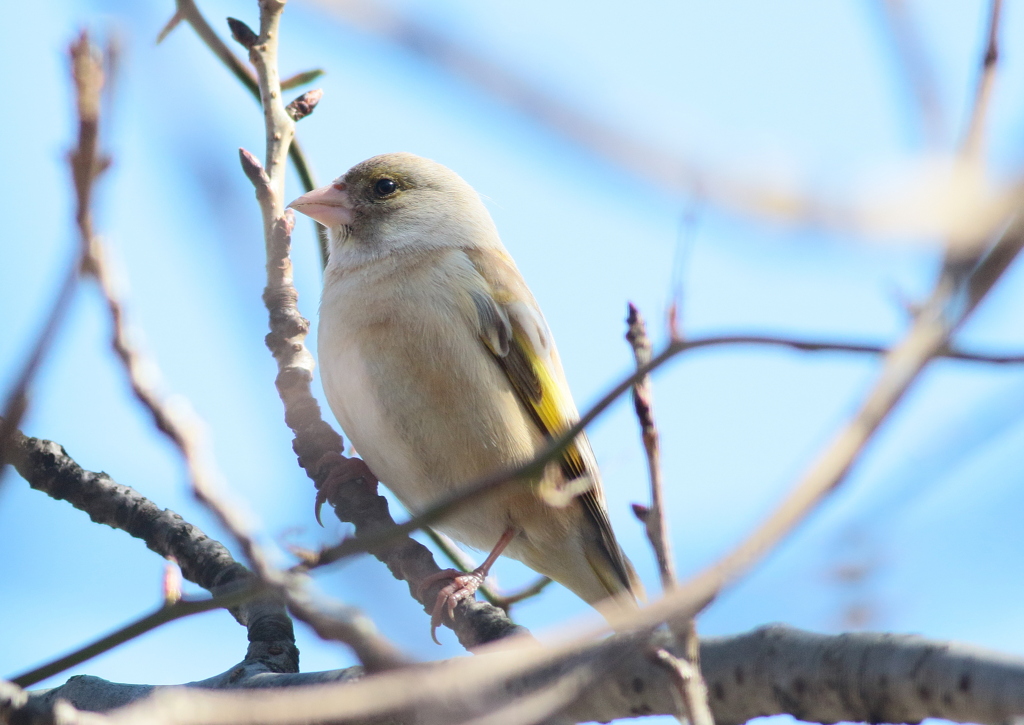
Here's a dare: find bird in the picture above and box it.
[288,152,642,640]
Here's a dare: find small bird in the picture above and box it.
[289,153,641,639]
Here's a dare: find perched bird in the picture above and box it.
[289,153,641,639]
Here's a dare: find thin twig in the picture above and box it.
[960,0,1003,161]
[626,304,674,588]
[84,238,272,576]
[170,0,330,268]
[9,590,261,689]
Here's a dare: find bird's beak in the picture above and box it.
[287,182,354,228]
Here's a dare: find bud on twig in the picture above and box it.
[226,17,258,49]
[286,89,323,121]
[238,147,270,189]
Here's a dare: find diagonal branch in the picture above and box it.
[0,421,292,686]
[960,0,1003,161]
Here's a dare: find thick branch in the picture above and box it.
[1,422,297,682]
[10,626,1024,725]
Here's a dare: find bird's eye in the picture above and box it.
[373,178,398,197]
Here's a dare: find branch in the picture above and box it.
[960,0,1003,161]
[11,625,1024,725]
[0,422,294,685]
[626,305,713,725]
[0,33,105,492]
[626,304,674,588]
[607,210,1024,642]
[170,0,330,268]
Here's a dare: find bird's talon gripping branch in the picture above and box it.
[314,456,378,527]
[421,568,488,645]
[419,527,517,644]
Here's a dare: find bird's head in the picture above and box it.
[288,152,501,266]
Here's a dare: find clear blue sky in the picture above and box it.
[2,1,1024,723]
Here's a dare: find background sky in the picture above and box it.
[2,1,1024,723]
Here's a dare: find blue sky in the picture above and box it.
[2,1,1024,722]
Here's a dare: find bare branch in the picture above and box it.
[625,304,674,588]
[960,0,1003,161]
[0,32,105,491]
[626,305,713,725]
[13,625,1024,725]
[0,421,294,685]
[171,0,330,268]
[608,212,1024,638]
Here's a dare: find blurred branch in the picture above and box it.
[9,592,256,690]
[170,0,330,267]
[0,33,106,491]
[960,0,1003,161]
[305,0,1019,244]
[875,0,945,147]
[13,625,1024,725]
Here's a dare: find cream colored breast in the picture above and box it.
[317,248,539,532]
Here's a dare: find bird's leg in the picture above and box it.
[314,455,378,526]
[421,526,517,644]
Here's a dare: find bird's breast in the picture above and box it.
[317,250,540,548]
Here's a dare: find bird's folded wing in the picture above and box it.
[467,251,637,598]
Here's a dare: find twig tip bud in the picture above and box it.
[226,17,258,49]
[286,89,324,121]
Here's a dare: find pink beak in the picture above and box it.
[287,182,354,228]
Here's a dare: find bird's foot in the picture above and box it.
[314,456,378,526]
[419,568,488,645]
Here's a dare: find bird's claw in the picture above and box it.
[314,456,377,526]
[419,568,487,645]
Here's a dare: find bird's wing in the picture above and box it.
[466,249,638,599]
